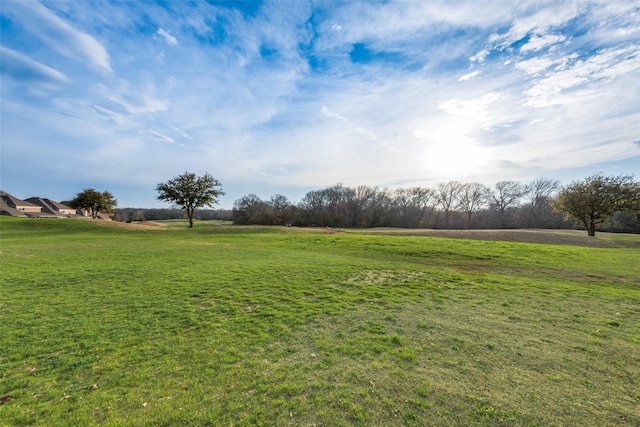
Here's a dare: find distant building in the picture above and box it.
[0,191,105,219]
[25,197,78,217]
[1,191,43,217]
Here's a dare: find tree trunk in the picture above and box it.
[187,209,194,228]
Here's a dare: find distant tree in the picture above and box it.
[269,194,293,225]
[156,172,224,228]
[632,188,640,230]
[346,185,377,227]
[369,188,393,227]
[435,181,463,228]
[390,188,412,228]
[323,184,353,228]
[552,173,640,236]
[68,188,117,219]
[391,187,434,228]
[298,188,326,226]
[488,180,524,227]
[458,182,489,228]
[233,193,269,225]
[523,178,561,227]
[298,184,353,227]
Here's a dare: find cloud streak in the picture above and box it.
[0,46,70,85]
[1,0,112,72]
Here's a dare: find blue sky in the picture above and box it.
[1,0,639,209]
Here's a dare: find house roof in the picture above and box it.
[25,197,75,216]
[0,191,42,210]
[0,203,28,217]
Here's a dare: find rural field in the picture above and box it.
[1,217,638,426]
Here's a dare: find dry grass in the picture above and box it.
[357,227,640,248]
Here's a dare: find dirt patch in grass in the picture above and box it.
[90,220,168,229]
[360,228,640,248]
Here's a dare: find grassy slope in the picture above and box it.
[0,217,638,426]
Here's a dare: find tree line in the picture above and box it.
[232,179,567,229]
[72,172,638,236]
[232,175,640,235]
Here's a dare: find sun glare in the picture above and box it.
[420,122,490,179]
[427,140,488,177]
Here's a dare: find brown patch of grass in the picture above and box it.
[89,219,168,230]
[358,228,640,248]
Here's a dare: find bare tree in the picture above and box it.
[347,185,377,227]
[298,184,353,227]
[435,181,463,228]
[488,180,524,227]
[299,189,326,226]
[369,188,393,227]
[457,182,489,228]
[408,187,435,228]
[391,188,433,228]
[523,178,561,227]
[324,184,354,228]
[226,176,640,233]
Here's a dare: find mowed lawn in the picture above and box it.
[1,217,638,426]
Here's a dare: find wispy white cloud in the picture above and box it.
[515,55,569,75]
[1,1,112,72]
[321,105,346,121]
[520,33,567,52]
[170,127,195,141]
[470,49,489,63]
[458,70,480,81]
[93,105,127,125]
[98,80,170,114]
[146,131,175,144]
[524,46,640,107]
[488,3,580,50]
[0,46,69,85]
[156,28,178,46]
[110,95,170,114]
[439,93,503,121]
[321,105,378,141]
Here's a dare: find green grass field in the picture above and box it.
[1,217,638,426]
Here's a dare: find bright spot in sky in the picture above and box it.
[427,139,490,178]
[415,120,491,179]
